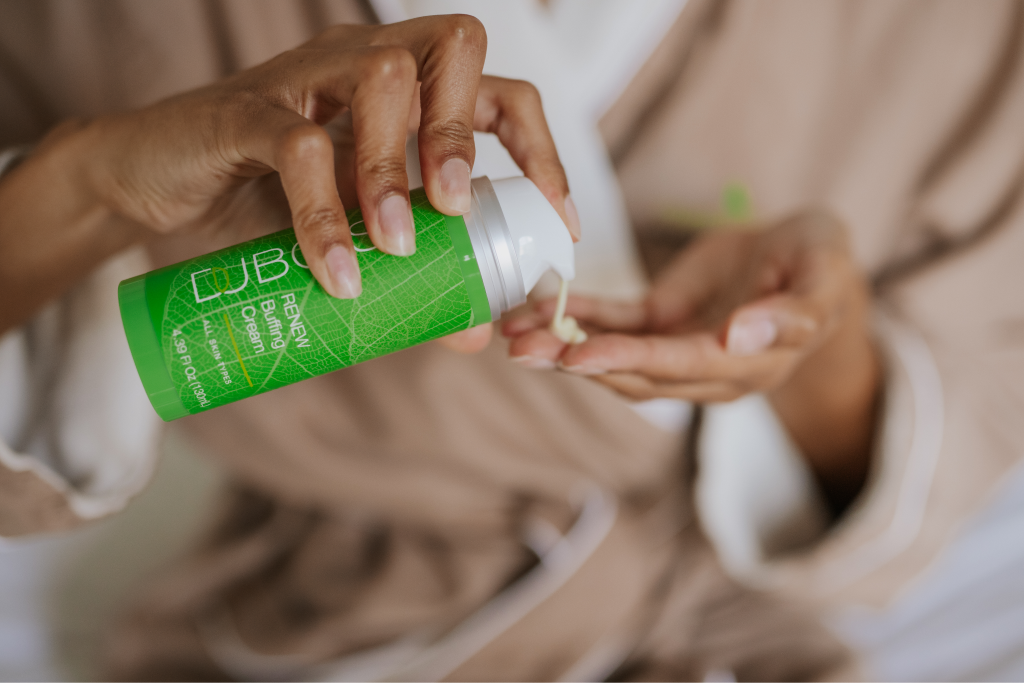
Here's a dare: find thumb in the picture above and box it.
[725,295,822,356]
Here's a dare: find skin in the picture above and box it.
[0,15,873,507]
[0,16,579,344]
[504,211,880,512]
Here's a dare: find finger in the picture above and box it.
[532,295,648,331]
[725,298,813,355]
[411,15,487,215]
[475,76,579,240]
[508,328,569,368]
[721,215,853,355]
[557,332,722,379]
[501,307,553,337]
[234,49,423,296]
[325,111,359,208]
[319,17,485,215]
[349,47,419,256]
[436,323,493,353]
[257,19,483,240]
[645,232,754,329]
[502,295,647,339]
[558,331,798,387]
[724,253,849,356]
[253,109,360,299]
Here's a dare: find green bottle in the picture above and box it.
[118,176,575,421]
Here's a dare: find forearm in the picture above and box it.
[0,120,141,335]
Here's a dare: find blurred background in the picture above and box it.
[2,431,1023,681]
[0,433,221,681]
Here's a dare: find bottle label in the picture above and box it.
[119,189,491,420]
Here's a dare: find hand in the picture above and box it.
[0,16,577,335]
[503,211,880,510]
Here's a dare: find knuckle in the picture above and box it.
[278,124,331,162]
[356,156,408,188]
[422,116,475,149]
[439,14,487,51]
[363,46,417,84]
[297,207,347,241]
[225,85,268,116]
[508,78,542,104]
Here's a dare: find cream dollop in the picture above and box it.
[550,279,588,344]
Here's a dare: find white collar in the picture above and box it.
[372,0,687,120]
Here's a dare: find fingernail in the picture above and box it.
[726,317,777,355]
[325,245,362,299]
[439,158,471,214]
[378,194,415,256]
[558,361,606,376]
[564,195,582,241]
[511,355,556,370]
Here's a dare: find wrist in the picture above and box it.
[770,296,881,514]
[61,115,136,227]
[0,119,142,333]
[44,117,145,249]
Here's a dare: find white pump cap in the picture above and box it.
[464,176,576,320]
[490,176,576,288]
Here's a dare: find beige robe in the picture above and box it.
[2,0,1022,680]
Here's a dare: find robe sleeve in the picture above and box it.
[697,307,961,608]
[0,146,162,537]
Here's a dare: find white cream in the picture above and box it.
[550,279,588,344]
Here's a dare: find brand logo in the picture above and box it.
[191,244,310,304]
[190,220,375,304]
